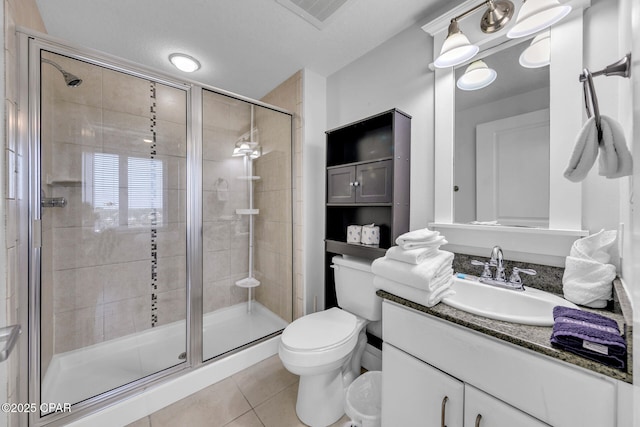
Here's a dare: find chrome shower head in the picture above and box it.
[41,58,83,87]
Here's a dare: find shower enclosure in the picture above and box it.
[22,34,293,426]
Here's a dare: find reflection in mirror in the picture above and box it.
[454,38,550,228]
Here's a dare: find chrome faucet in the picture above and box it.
[489,246,506,282]
[469,246,537,291]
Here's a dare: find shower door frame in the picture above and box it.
[19,29,295,427]
[21,33,201,427]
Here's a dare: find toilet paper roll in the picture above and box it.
[347,225,362,244]
[361,224,380,245]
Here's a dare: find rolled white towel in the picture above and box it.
[371,251,454,291]
[598,115,633,179]
[570,229,617,264]
[562,256,616,307]
[563,116,599,182]
[374,275,454,308]
[395,229,446,250]
[385,244,448,265]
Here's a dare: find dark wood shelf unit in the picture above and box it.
[326,156,394,170]
[324,108,411,308]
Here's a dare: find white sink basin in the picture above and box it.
[441,276,579,326]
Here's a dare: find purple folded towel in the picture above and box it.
[550,306,626,369]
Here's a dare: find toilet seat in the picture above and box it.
[279,307,366,370]
[281,307,358,352]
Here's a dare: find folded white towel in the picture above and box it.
[395,228,445,249]
[598,115,633,179]
[374,276,454,308]
[385,244,448,265]
[564,116,599,182]
[371,251,454,291]
[562,256,615,307]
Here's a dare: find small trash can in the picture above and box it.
[344,371,382,427]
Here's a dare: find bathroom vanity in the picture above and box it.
[379,283,632,427]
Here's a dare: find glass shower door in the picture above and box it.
[38,51,189,409]
[201,90,292,361]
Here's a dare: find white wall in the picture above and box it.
[581,0,623,234]
[617,0,640,424]
[302,68,327,313]
[327,25,434,230]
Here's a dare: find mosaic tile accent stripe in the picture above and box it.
[150,82,159,327]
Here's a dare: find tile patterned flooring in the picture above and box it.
[126,355,351,427]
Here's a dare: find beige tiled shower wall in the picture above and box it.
[40,56,188,357]
[260,71,303,320]
[4,0,46,425]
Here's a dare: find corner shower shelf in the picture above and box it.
[235,277,261,288]
[46,179,82,187]
[45,173,82,186]
[236,209,259,215]
[237,176,261,181]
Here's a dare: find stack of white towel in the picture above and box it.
[372,228,455,307]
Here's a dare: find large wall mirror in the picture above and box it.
[454,39,550,227]
[423,0,590,265]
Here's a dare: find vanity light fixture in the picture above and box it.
[507,0,571,39]
[169,53,201,72]
[456,60,498,90]
[434,0,514,68]
[434,20,480,68]
[519,31,550,67]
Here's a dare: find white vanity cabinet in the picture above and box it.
[382,343,464,426]
[381,300,618,427]
[463,385,547,427]
[382,343,546,427]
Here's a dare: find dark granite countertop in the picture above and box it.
[376,277,633,384]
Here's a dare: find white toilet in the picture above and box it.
[279,255,381,427]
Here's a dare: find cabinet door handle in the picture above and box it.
[353,181,360,187]
[475,414,482,427]
[440,396,448,427]
[349,182,355,187]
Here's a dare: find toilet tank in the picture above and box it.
[332,256,382,321]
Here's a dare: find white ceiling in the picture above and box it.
[35,0,456,100]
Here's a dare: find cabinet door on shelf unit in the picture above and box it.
[464,385,548,427]
[327,166,356,203]
[382,343,464,427]
[355,159,392,203]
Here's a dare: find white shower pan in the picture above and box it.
[41,302,287,409]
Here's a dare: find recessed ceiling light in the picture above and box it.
[169,53,201,73]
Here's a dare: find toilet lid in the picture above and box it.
[281,308,357,351]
